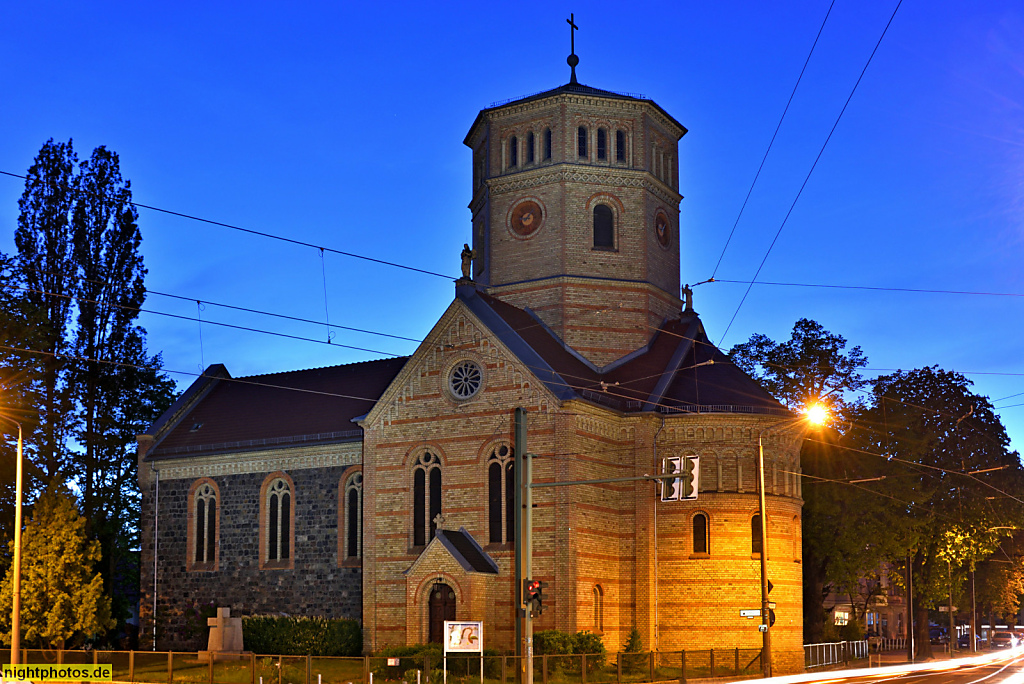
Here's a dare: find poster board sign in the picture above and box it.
[444,620,483,652]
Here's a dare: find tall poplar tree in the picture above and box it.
[9,139,176,642]
[13,139,80,483]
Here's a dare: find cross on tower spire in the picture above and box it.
[566,13,579,84]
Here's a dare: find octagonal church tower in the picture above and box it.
[465,72,685,367]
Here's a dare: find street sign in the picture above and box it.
[768,602,776,610]
[939,606,949,612]
[740,609,761,618]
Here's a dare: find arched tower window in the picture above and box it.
[751,514,763,555]
[593,585,604,632]
[593,205,614,248]
[509,136,518,168]
[261,475,294,567]
[693,512,709,554]
[188,479,218,570]
[487,445,514,544]
[414,452,443,546]
[544,128,552,160]
[597,128,607,160]
[341,471,363,561]
[526,132,535,164]
[616,130,626,162]
[577,126,588,159]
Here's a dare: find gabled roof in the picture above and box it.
[145,357,408,460]
[436,528,499,574]
[457,283,787,416]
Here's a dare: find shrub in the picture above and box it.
[242,616,361,656]
[533,629,605,674]
[622,627,645,674]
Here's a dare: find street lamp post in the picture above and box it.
[756,431,772,679]
[757,404,827,679]
[0,417,23,666]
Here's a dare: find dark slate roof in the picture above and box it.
[145,357,408,459]
[436,528,499,574]
[457,283,786,416]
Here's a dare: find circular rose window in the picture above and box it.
[449,360,482,399]
[510,200,543,237]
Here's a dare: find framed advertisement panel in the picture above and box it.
[443,620,483,684]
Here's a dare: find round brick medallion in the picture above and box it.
[655,212,670,248]
[510,200,543,237]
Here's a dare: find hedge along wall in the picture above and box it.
[242,616,361,656]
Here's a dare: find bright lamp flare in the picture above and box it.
[805,403,829,426]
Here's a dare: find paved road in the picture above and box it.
[732,649,1024,684]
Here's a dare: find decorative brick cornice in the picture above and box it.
[151,443,361,480]
[487,165,681,206]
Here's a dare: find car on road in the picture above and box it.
[990,631,1019,649]
[958,633,984,649]
[929,628,948,645]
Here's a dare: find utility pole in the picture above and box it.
[970,569,977,653]
[514,408,533,684]
[948,562,955,657]
[907,555,914,663]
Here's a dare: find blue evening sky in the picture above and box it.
[2,1,1023,454]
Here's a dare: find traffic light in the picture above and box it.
[523,579,549,615]
[661,456,700,501]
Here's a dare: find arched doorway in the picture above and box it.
[428,582,457,643]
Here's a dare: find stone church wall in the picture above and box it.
[140,453,361,650]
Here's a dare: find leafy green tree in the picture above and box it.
[853,367,1024,659]
[729,317,868,416]
[0,483,114,648]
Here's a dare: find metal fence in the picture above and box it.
[804,641,868,669]
[0,649,764,684]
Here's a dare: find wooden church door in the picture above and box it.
[428,583,457,643]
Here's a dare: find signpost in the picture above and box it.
[443,621,483,684]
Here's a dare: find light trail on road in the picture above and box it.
[722,648,1024,684]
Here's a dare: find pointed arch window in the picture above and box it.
[544,128,552,160]
[487,445,514,544]
[414,452,443,547]
[616,130,626,162]
[509,136,518,168]
[527,132,535,164]
[693,512,709,555]
[188,479,218,571]
[593,585,604,632]
[340,471,363,563]
[577,126,588,159]
[260,473,295,569]
[593,205,614,248]
[597,128,607,160]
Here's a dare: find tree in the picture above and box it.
[69,146,177,636]
[8,139,176,643]
[13,139,80,484]
[729,317,869,417]
[0,483,114,648]
[852,367,1024,659]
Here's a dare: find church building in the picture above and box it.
[138,54,808,673]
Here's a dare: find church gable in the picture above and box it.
[360,293,560,435]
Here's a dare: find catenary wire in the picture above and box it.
[717,0,904,347]
[711,0,837,279]
[711,278,1024,299]
[0,169,458,280]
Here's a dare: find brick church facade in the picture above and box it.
[139,72,807,673]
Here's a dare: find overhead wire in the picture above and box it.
[717,0,904,347]
[0,169,458,280]
[710,0,837,279]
